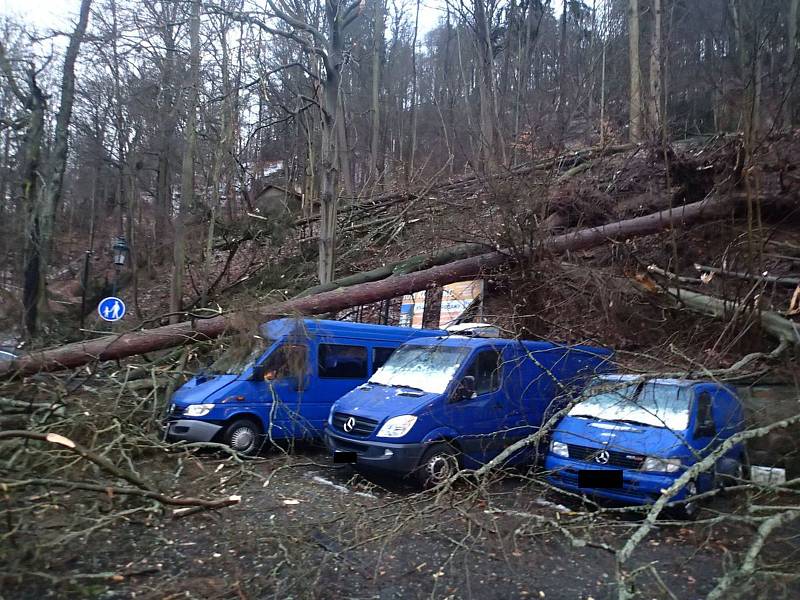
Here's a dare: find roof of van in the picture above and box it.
[259,318,445,342]
[404,335,613,356]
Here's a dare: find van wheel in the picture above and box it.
[671,479,700,521]
[417,444,459,488]
[223,418,263,456]
[717,455,748,489]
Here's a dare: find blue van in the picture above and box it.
[324,334,613,486]
[164,318,443,454]
[545,375,746,518]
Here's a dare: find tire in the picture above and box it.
[222,418,263,456]
[717,455,748,489]
[416,443,460,489]
[671,479,700,521]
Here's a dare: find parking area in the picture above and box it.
[6,444,797,600]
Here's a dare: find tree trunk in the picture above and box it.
[408,0,420,179]
[336,96,354,196]
[169,0,200,324]
[2,194,750,376]
[557,1,568,141]
[784,0,799,128]
[473,0,503,168]
[154,10,178,265]
[20,79,46,337]
[317,1,347,285]
[370,0,385,179]
[628,0,643,142]
[319,72,341,284]
[647,0,663,137]
[24,0,92,335]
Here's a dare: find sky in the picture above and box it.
[1,0,81,30]
[1,0,452,32]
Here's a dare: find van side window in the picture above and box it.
[467,350,502,396]
[319,344,368,379]
[372,347,395,373]
[263,344,307,380]
[695,392,716,436]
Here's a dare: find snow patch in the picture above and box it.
[534,498,570,513]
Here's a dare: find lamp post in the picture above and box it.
[111,236,129,297]
[79,248,93,330]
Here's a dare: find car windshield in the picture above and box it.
[369,344,470,394]
[568,380,691,430]
[209,337,272,374]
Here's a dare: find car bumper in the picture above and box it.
[164,419,223,443]
[324,427,427,474]
[544,455,688,505]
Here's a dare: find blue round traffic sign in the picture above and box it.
[98,297,126,322]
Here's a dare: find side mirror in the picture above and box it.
[250,364,265,381]
[695,422,716,438]
[452,375,476,402]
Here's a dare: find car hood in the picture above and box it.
[171,374,239,406]
[553,415,691,458]
[332,383,439,421]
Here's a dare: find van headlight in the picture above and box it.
[376,415,417,438]
[641,457,681,473]
[184,403,215,417]
[550,440,569,458]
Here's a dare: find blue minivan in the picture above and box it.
[545,375,746,518]
[164,318,443,454]
[325,334,614,486]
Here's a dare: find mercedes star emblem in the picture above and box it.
[343,417,356,433]
[594,450,610,465]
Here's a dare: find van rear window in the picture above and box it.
[319,344,368,379]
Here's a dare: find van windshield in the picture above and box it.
[568,380,691,430]
[369,344,470,394]
[209,337,272,374]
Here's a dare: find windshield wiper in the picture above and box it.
[396,384,426,393]
[607,418,654,427]
[573,415,655,427]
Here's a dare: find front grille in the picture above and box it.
[567,444,645,469]
[169,404,184,418]
[332,412,378,436]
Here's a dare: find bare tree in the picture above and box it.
[169,0,201,324]
[1,1,92,337]
[647,0,663,137]
[628,0,643,142]
[220,0,363,284]
[369,0,385,181]
[784,0,798,128]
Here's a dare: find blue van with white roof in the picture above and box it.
[545,375,746,518]
[325,334,614,486]
[164,318,443,454]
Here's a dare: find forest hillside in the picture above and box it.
[1,1,800,599]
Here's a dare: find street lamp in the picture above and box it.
[112,237,129,267]
[111,236,129,297]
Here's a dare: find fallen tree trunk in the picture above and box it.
[1,194,744,376]
[297,214,566,298]
[693,264,800,287]
[667,287,800,346]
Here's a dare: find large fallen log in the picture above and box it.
[667,287,800,346]
[1,194,745,376]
